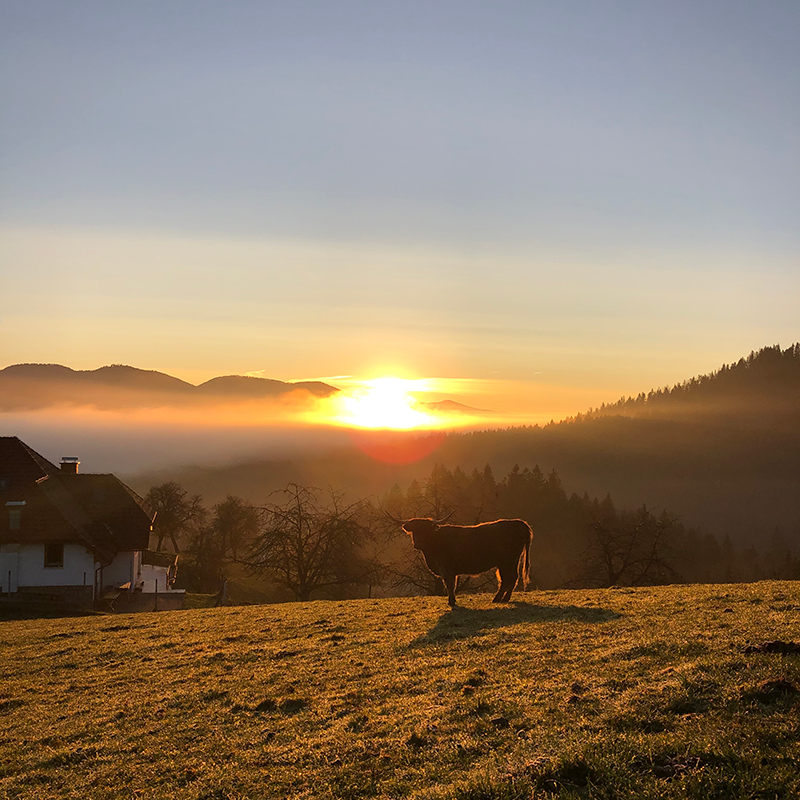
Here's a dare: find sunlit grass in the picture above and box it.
[2,582,800,798]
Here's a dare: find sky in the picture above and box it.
[1,0,799,422]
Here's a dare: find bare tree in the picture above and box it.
[211,495,259,560]
[185,517,222,593]
[183,496,260,592]
[145,481,205,552]
[576,505,680,587]
[245,484,375,602]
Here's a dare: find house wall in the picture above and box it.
[0,548,165,595]
[1,543,95,592]
[0,545,20,592]
[1,543,178,610]
[140,563,172,592]
[102,551,140,590]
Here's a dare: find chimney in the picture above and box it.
[60,457,80,474]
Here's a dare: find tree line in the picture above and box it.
[582,343,800,420]
[145,460,800,603]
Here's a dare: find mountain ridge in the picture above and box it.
[0,363,339,410]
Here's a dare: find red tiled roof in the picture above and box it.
[0,436,154,559]
[0,436,60,489]
[59,473,154,551]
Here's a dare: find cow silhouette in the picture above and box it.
[390,514,532,606]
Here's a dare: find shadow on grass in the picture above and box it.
[0,598,100,620]
[410,601,620,647]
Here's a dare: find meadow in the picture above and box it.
[1,582,800,799]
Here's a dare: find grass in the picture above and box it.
[1,581,800,798]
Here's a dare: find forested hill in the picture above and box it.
[587,344,800,420]
[436,345,800,545]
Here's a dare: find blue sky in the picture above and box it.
[1,1,798,417]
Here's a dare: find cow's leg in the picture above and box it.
[443,572,457,606]
[492,568,505,602]
[496,564,516,602]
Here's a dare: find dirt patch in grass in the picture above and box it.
[742,678,800,706]
[743,640,800,654]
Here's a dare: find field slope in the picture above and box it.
[2,583,800,799]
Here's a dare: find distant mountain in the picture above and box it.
[417,399,493,415]
[196,375,337,399]
[0,364,339,410]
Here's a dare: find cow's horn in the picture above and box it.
[383,509,409,525]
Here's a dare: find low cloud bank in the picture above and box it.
[0,406,351,474]
[0,397,502,476]
[0,368,532,474]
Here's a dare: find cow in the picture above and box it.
[389,514,533,607]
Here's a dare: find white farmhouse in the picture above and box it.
[0,436,183,610]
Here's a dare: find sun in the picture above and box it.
[333,377,438,430]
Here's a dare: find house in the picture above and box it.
[0,436,183,610]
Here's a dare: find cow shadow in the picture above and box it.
[408,600,620,647]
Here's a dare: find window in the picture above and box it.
[6,501,25,531]
[0,478,9,491]
[44,542,64,569]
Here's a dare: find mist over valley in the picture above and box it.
[3,346,797,556]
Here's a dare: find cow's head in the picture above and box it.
[401,518,440,550]
[384,511,454,551]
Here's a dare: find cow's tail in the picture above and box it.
[519,520,533,591]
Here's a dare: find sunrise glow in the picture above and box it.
[331,378,439,430]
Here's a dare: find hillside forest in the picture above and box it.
[147,456,800,603]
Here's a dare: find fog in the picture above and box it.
[0,407,353,475]
[0,368,513,477]
[0,397,495,479]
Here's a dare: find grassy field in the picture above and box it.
[2,582,800,799]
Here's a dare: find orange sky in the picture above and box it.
[2,4,798,426]
[3,226,796,426]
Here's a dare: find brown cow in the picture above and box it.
[393,516,532,606]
